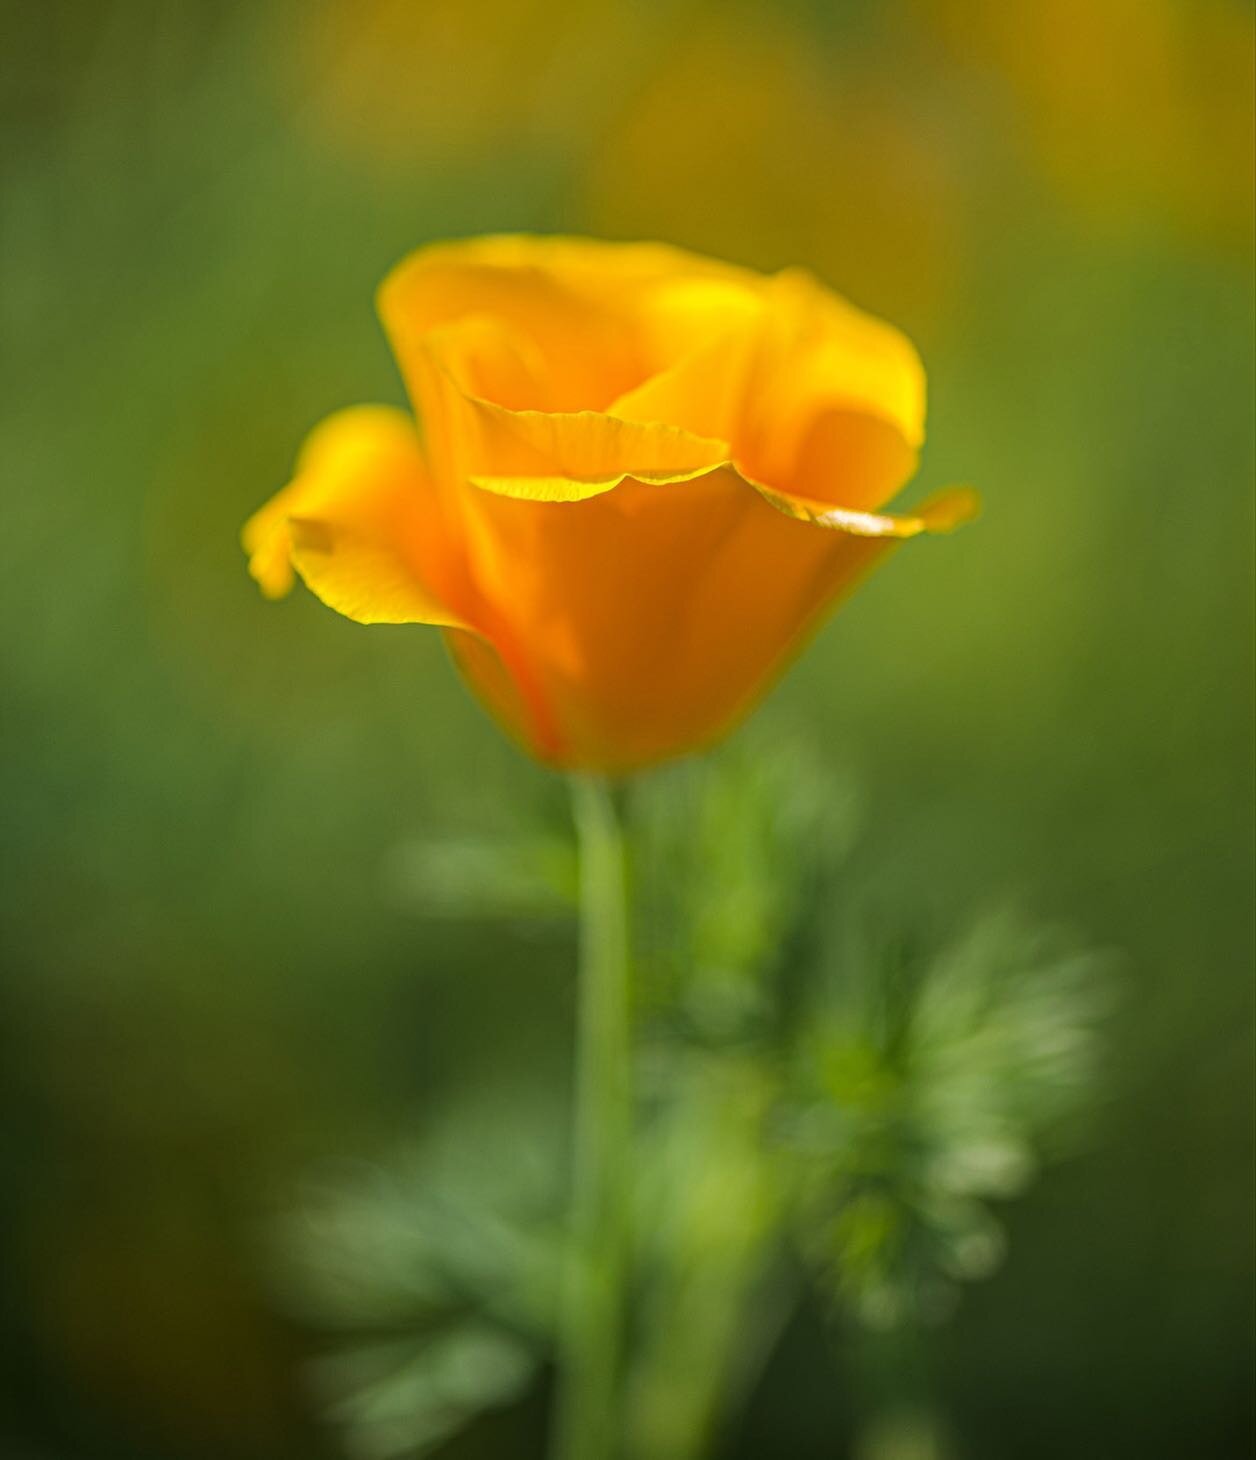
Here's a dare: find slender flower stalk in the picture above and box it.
[552,775,632,1460]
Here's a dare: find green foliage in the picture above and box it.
[630,732,859,1038]
[382,833,577,922]
[312,1325,535,1460]
[278,740,1113,1459]
[787,911,1113,1327]
[274,1091,565,1457]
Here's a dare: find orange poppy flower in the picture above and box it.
[243,236,975,771]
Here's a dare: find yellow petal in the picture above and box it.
[241,406,474,629]
[408,324,733,501]
[747,480,981,537]
[378,234,766,416]
[450,465,976,771]
[737,268,927,507]
[770,267,926,445]
[379,237,659,414]
[783,406,919,513]
[243,478,310,601]
[462,401,730,498]
[606,302,763,443]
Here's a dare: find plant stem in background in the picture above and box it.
[552,775,632,1460]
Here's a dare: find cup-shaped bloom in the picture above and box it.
[244,236,976,771]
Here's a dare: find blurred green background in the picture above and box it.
[1,0,1253,1456]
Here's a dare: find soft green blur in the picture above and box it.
[1,1,1252,1458]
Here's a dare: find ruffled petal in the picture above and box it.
[745,479,981,537]
[737,268,927,509]
[378,234,766,416]
[463,402,730,499]
[403,321,732,501]
[241,406,475,629]
[450,464,977,771]
[606,304,763,443]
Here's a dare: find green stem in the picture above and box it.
[551,774,632,1460]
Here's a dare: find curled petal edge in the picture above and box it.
[467,460,729,502]
[745,478,981,537]
[466,449,980,540]
[409,325,733,494]
[285,516,477,632]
